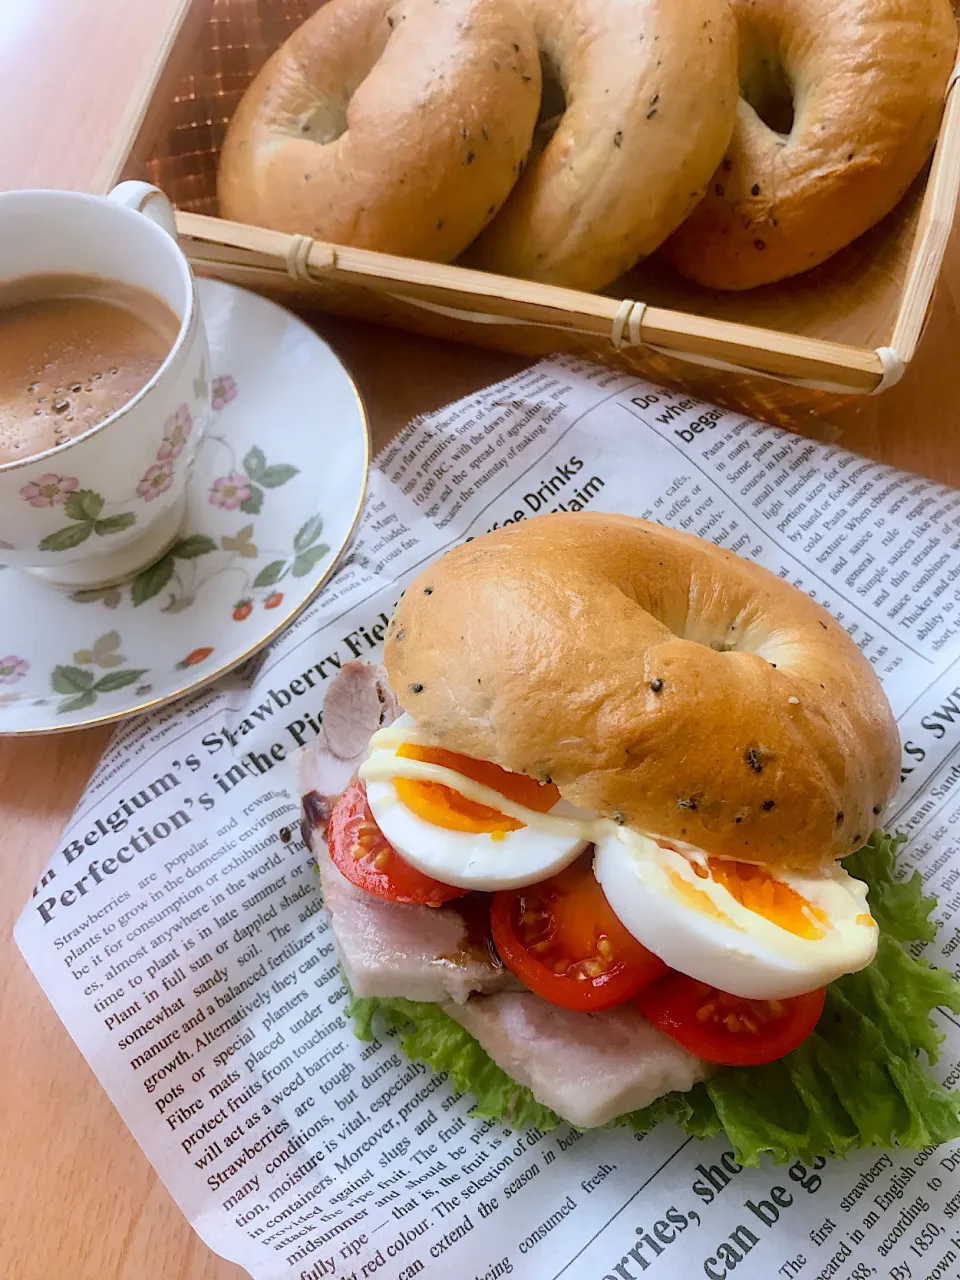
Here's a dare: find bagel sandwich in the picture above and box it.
[299,514,960,1162]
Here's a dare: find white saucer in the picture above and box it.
[0,279,368,734]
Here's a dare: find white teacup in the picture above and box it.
[0,183,209,588]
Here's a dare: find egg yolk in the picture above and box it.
[666,867,740,929]
[704,858,829,940]
[393,743,560,833]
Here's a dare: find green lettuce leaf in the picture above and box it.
[845,831,939,943]
[345,831,960,1165]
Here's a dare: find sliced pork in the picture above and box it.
[316,847,511,1004]
[445,991,706,1127]
[323,659,399,759]
[297,674,509,1005]
[297,659,703,1127]
[295,661,399,839]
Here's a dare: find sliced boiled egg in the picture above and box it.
[594,829,878,1000]
[359,715,589,890]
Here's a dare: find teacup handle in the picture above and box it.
[107,181,178,240]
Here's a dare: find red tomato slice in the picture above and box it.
[490,853,668,1011]
[635,974,826,1065]
[327,781,466,907]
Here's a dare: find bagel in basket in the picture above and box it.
[662,0,958,290]
[383,513,900,871]
[218,0,541,261]
[465,0,740,290]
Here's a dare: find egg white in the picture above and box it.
[360,721,589,890]
[594,829,878,1000]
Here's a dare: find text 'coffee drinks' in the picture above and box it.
[0,273,180,465]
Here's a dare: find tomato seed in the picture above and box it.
[597,936,613,959]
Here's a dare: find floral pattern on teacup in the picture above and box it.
[137,460,175,502]
[0,267,367,734]
[157,405,193,461]
[135,402,194,501]
[0,654,28,683]
[23,399,198,553]
[23,380,320,652]
[211,375,237,411]
[21,474,80,508]
[37,489,137,553]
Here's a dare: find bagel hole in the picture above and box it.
[740,52,794,138]
[670,611,782,666]
[295,97,350,146]
[531,51,567,156]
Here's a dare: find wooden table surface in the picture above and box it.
[4,3,960,1278]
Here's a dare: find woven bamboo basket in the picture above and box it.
[111,0,960,428]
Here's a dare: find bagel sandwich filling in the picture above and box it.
[300,515,960,1163]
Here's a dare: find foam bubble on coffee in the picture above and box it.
[0,274,180,466]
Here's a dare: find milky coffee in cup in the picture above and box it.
[0,183,210,589]
[0,273,180,465]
